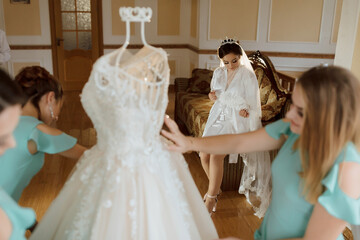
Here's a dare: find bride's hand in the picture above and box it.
[239,109,249,118]
[208,91,217,101]
[161,116,193,153]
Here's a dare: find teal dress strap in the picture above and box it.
[29,127,77,154]
[318,142,360,225]
[265,119,292,139]
[0,188,36,240]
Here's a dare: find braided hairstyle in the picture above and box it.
[14,66,63,116]
[0,69,26,113]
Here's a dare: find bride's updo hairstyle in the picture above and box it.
[217,39,243,59]
[14,66,63,115]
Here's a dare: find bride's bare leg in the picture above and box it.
[200,152,210,179]
[205,154,226,213]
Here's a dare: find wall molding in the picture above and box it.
[334,0,360,68]
[267,0,323,44]
[207,0,261,42]
[103,44,335,59]
[199,0,337,54]
[9,45,52,50]
[102,0,190,45]
[7,49,53,77]
[4,0,51,45]
[248,51,334,59]
[330,0,340,44]
[103,44,189,49]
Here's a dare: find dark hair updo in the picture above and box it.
[14,66,63,115]
[0,69,26,113]
[217,42,243,59]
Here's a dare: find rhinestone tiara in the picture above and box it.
[119,7,152,22]
[221,37,239,46]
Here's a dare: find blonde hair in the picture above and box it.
[296,66,360,203]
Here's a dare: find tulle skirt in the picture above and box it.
[30,142,218,240]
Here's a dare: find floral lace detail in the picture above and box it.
[239,152,272,218]
[63,47,194,239]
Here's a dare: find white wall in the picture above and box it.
[334,0,360,69]
[0,0,345,81]
[197,0,338,72]
[0,0,53,77]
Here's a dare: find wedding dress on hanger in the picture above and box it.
[30,7,218,240]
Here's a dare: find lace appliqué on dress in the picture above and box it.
[63,48,194,239]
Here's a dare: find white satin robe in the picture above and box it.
[202,65,271,218]
[203,65,262,163]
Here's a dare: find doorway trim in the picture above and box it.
[48,0,103,82]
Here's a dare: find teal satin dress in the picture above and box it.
[254,120,360,240]
[0,187,36,240]
[0,116,77,201]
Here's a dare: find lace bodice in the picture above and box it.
[81,46,169,154]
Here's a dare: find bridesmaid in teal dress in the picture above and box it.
[0,66,87,202]
[162,65,360,240]
[0,69,36,239]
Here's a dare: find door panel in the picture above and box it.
[64,49,92,89]
[52,0,100,91]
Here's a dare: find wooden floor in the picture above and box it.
[19,90,262,239]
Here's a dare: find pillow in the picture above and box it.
[260,85,271,105]
[261,97,286,121]
[266,89,278,105]
[186,68,213,94]
[259,76,272,105]
[254,68,264,87]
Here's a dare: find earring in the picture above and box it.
[49,106,55,119]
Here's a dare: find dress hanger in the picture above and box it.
[119,7,152,49]
[114,7,153,68]
[116,7,167,85]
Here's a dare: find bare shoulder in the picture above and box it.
[338,161,360,199]
[0,208,11,240]
[36,124,63,136]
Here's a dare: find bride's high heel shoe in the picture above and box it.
[203,189,222,202]
[204,193,218,214]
